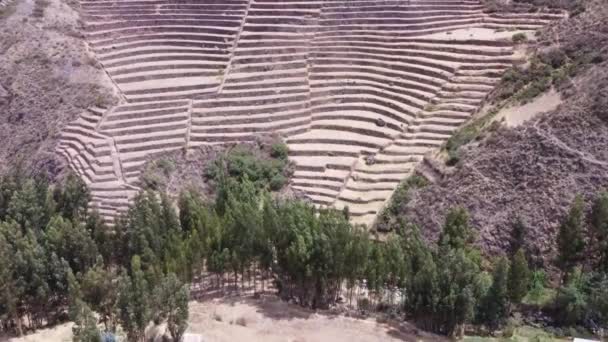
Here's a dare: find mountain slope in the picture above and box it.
[402,0,608,265]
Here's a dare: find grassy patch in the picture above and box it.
[444,40,597,163]
[522,287,557,308]
[444,107,502,165]
[464,325,569,342]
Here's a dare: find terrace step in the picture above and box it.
[59,0,561,224]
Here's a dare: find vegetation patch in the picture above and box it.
[464,325,569,341]
[484,0,585,15]
[444,7,607,166]
[1,167,608,340]
[375,175,428,231]
[444,107,502,165]
[205,141,291,192]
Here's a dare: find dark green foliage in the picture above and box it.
[152,273,189,342]
[71,299,102,342]
[206,144,289,191]
[45,215,98,274]
[479,257,510,332]
[557,196,585,275]
[4,167,608,339]
[554,267,589,326]
[508,249,531,304]
[510,217,527,256]
[53,174,90,221]
[590,191,608,271]
[439,207,475,251]
[436,249,483,337]
[117,256,151,342]
[405,208,485,338]
[270,142,289,160]
[269,173,287,191]
[376,175,428,231]
[0,172,194,339]
[588,274,608,328]
[80,260,119,331]
[7,178,52,232]
[512,32,527,43]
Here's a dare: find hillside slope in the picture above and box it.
[403,0,608,265]
[50,0,562,223]
[0,0,116,176]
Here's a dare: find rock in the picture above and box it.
[365,155,376,165]
[375,118,386,127]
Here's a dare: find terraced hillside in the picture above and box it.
[57,0,564,224]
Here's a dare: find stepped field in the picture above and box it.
[57,0,563,224]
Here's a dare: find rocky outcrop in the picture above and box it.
[405,68,608,264]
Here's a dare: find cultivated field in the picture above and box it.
[57,0,564,224]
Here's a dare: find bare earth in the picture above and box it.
[7,296,446,342]
[495,88,562,127]
[187,297,444,342]
[6,323,73,342]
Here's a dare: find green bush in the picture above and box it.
[540,48,568,69]
[512,33,528,44]
[206,144,289,191]
[269,174,287,191]
[270,142,289,160]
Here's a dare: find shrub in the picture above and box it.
[554,268,589,326]
[512,33,528,44]
[540,48,568,69]
[270,142,289,160]
[269,174,287,191]
[206,144,289,191]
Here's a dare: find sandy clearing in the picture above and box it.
[495,88,562,127]
[7,322,73,342]
[187,297,444,342]
[6,296,447,342]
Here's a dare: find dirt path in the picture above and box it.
[533,125,608,167]
[186,296,445,342]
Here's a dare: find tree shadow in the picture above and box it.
[382,318,449,342]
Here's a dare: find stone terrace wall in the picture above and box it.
[57,0,563,224]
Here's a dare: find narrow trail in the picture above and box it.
[533,125,608,167]
[217,0,252,95]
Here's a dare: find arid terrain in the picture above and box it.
[404,0,608,265]
[8,295,446,342]
[0,0,116,175]
[2,0,608,341]
[33,0,562,224]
